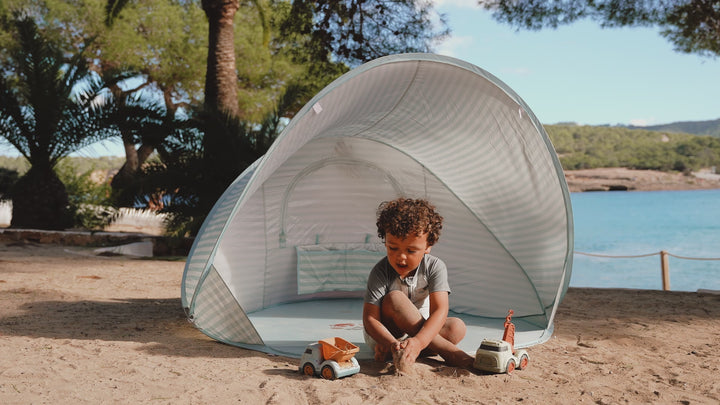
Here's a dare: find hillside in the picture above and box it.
[2,120,720,183]
[627,118,720,137]
[545,124,720,171]
[0,155,125,175]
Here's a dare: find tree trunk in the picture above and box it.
[202,0,240,118]
[112,141,140,187]
[10,166,72,230]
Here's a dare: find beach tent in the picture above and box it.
[181,53,573,358]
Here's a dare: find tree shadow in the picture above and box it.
[0,293,285,361]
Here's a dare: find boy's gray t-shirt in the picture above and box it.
[364,254,451,318]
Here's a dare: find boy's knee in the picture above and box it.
[381,290,410,313]
[381,290,423,332]
[442,317,467,344]
[385,289,408,302]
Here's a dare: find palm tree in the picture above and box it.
[200,0,242,118]
[0,16,115,229]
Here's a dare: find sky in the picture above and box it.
[433,1,720,127]
[2,2,720,157]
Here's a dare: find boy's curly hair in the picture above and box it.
[376,198,443,246]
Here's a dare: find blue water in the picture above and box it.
[570,189,720,292]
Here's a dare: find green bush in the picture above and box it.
[546,125,720,171]
[56,162,118,230]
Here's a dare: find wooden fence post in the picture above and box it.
[660,250,670,291]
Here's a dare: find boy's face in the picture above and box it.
[384,232,431,279]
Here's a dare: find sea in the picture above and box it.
[570,189,720,292]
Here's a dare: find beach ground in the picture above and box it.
[1,242,719,404]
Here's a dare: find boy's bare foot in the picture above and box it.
[443,350,475,369]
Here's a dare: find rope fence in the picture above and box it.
[574,250,720,291]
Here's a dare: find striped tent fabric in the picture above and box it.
[181,53,573,358]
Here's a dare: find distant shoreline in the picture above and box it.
[565,167,720,192]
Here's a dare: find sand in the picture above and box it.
[1,242,719,404]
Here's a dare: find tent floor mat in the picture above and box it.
[245,298,552,359]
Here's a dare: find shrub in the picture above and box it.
[56,162,118,230]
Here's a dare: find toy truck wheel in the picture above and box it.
[518,354,529,370]
[506,358,516,374]
[321,365,336,380]
[302,363,315,376]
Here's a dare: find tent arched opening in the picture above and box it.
[181,54,574,358]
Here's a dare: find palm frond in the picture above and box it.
[1,15,115,168]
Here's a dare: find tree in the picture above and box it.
[101,0,339,200]
[482,0,720,58]
[283,0,449,66]
[98,0,449,234]
[103,92,175,206]
[0,16,115,229]
[104,0,449,116]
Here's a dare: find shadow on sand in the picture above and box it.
[0,294,275,360]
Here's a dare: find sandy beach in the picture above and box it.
[1,242,718,404]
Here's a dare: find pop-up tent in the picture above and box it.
[181,53,573,358]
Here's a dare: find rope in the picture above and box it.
[666,252,720,261]
[575,250,720,261]
[575,251,659,259]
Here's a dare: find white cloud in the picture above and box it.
[435,35,474,58]
[433,0,481,8]
[628,118,657,127]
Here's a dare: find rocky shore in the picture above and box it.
[565,167,720,192]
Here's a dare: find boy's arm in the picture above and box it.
[362,302,399,359]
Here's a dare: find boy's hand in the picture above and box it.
[395,337,422,364]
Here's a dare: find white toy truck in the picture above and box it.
[473,310,530,374]
[300,337,361,380]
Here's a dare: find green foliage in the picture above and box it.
[282,0,449,67]
[663,0,720,57]
[0,14,118,229]
[99,0,208,107]
[546,125,720,171]
[0,15,115,168]
[56,162,118,230]
[132,108,278,237]
[483,0,720,59]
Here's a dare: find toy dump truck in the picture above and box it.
[300,337,360,380]
[474,310,529,374]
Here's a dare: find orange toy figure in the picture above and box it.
[502,309,516,353]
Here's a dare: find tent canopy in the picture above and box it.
[181,53,573,358]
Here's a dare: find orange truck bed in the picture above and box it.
[318,337,359,363]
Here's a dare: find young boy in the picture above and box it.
[362,198,474,369]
